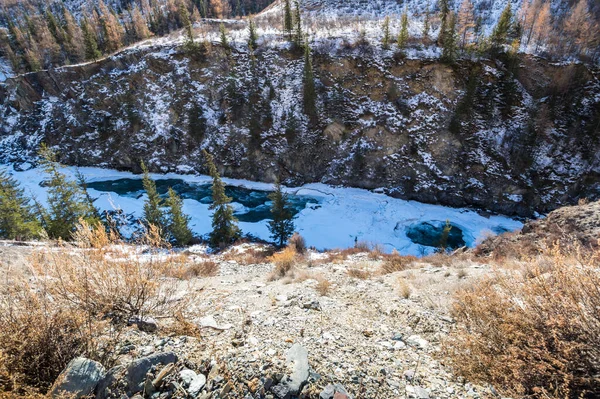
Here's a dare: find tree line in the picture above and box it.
[0,147,297,250]
[0,0,274,74]
[382,0,599,63]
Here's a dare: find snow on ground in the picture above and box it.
[6,165,522,255]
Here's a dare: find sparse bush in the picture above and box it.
[379,251,417,274]
[444,244,600,398]
[0,222,197,395]
[397,278,411,299]
[348,264,372,279]
[288,233,306,254]
[169,259,219,279]
[315,277,332,296]
[268,246,298,279]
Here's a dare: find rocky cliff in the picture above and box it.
[1,39,599,217]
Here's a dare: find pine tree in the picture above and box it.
[82,18,102,61]
[132,5,151,40]
[179,1,195,45]
[99,0,124,53]
[457,0,475,49]
[0,170,42,240]
[39,145,99,240]
[248,18,258,50]
[490,3,513,54]
[165,188,193,246]
[63,7,85,62]
[203,150,240,249]
[382,16,391,49]
[141,161,166,232]
[422,8,430,38]
[293,0,303,47]
[283,0,293,38]
[441,11,458,63]
[398,11,409,49]
[268,179,295,247]
[303,38,317,122]
[219,22,229,49]
[437,0,450,45]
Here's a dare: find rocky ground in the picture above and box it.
[0,240,498,399]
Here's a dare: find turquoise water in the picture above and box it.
[87,178,320,223]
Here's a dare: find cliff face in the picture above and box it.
[1,41,599,217]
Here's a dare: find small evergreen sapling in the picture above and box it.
[165,188,193,246]
[203,150,240,249]
[141,161,166,233]
[268,179,295,247]
[0,170,42,240]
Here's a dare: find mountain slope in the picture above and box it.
[1,40,598,217]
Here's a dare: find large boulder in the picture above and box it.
[49,357,106,399]
[96,352,178,398]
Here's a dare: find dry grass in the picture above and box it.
[222,246,273,265]
[0,222,197,396]
[347,263,372,279]
[396,278,411,299]
[315,277,332,296]
[379,251,417,274]
[444,242,600,398]
[268,246,299,280]
[288,233,306,254]
[168,259,219,279]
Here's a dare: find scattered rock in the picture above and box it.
[320,383,352,399]
[302,300,321,311]
[199,315,233,330]
[128,316,159,333]
[49,357,105,399]
[96,352,178,398]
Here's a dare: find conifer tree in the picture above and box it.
[82,18,102,61]
[441,11,458,63]
[382,16,391,49]
[248,18,258,50]
[219,22,229,49]
[303,38,317,122]
[99,0,124,53]
[141,161,166,232]
[203,150,240,249]
[268,179,295,247]
[490,3,513,54]
[132,5,152,40]
[293,0,303,47]
[63,7,85,62]
[165,188,193,246]
[398,11,409,49]
[38,145,99,240]
[457,0,475,49]
[283,0,293,38]
[0,170,42,240]
[179,1,195,45]
[422,8,430,38]
[437,0,450,45]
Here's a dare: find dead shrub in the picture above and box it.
[347,264,372,279]
[315,277,332,296]
[169,259,219,279]
[379,251,417,274]
[268,246,298,280]
[288,233,306,254]
[0,222,197,395]
[396,278,411,299]
[444,243,600,398]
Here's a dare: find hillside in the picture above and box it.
[1,35,599,217]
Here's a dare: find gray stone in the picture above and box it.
[128,316,159,333]
[50,357,106,399]
[280,344,309,395]
[320,383,352,399]
[271,383,291,399]
[302,301,321,311]
[179,369,197,386]
[96,352,178,398]
[187,373,206,397]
